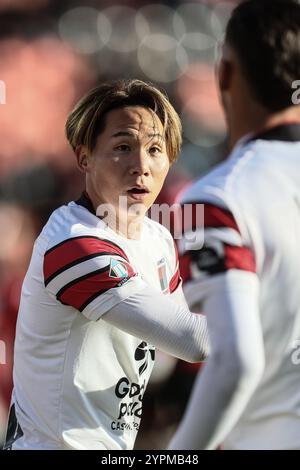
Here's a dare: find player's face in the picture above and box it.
[82,106,170,215]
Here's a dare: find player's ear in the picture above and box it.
[75,145,91,174]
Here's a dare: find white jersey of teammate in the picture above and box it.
[178,124,300,450]
[10,193,181,450]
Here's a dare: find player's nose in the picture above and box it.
[128,148,150,176]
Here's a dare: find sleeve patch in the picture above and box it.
[57,259,135,312]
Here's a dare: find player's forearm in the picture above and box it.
[168,348,264,449]
[168,271,265,449]
[102,286,209,362]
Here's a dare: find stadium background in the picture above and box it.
[0,0,238,449]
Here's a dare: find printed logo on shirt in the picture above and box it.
[135,341,155,376]
[111,342,155,434]
[109,258,129,278]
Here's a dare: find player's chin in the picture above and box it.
[126,199,151,215]
[126,193,153,210]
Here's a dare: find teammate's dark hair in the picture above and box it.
[66,79,182,164]
[225,0,300,111]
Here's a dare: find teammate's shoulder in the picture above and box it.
[180,164,231,209]
[181,140,259,207]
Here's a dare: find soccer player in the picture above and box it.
[169,0,300,450]
[4,80,209,450]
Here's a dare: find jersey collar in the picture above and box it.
[247,123,300,143]
[75,191,96,215]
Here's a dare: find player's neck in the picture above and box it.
[229,105,300,151]
[113,210,144,240]
[84,189,144,240]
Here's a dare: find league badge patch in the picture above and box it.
[109,258,129,278]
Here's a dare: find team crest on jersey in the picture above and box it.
[157,258,169,293]
[109,258,129,278]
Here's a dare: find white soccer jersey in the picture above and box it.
[179,124,300,450]
[8,193,181,450]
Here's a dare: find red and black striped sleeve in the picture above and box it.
[43,236,136,313]
[179,202,256,283]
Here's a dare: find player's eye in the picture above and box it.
[149,145,162,155]
[115,144,131,152]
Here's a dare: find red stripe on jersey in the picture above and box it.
[179,253,192,283]
[224,245,256,272]
[169,268,181,293]
[179,245,256,278]
[57,261,135,311]
[167,241,182,293]
[182,203,240,233]
[204,204,240,232]
[173,240,179,265]
[179,203,256,277]
[44,237,128,284]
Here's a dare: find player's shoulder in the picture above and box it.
[143,215,174,242]
[181,139,260,208]
[143,216,177,262]
[179,139,263,244]
[40,200,112,252]
[180,163,233,211]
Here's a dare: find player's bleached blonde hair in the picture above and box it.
[66,79,182,164]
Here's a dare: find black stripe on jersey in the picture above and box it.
[78,287,111,313]
[45,236,125,257]
[45,235,99,255]
[56,265,110,302]
[44,251,121,287]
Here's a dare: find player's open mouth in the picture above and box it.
[127,186,150,201]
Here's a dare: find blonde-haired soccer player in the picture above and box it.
[5,79,208,450]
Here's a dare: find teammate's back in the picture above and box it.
[184,129,300,448]
[229,135,300,449]
[169,0,300,450]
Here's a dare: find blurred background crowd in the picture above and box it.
[0,0,238,448]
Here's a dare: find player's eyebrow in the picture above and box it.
[111,131,165,141]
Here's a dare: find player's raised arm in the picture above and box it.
[44,232,209,363]
[102,285,209,363]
